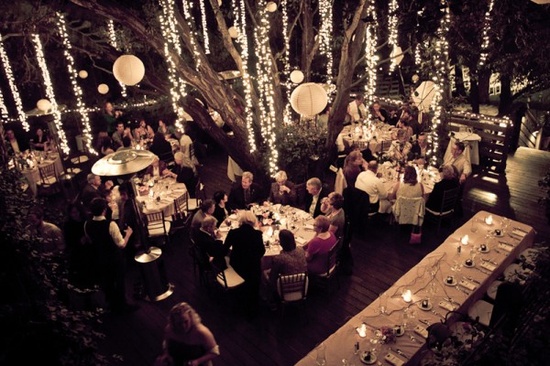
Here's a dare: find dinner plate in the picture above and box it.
[478,246,490,253]
[360,351,377,365]
[464,260,475,268]
[417,301,433,311]
[493,231,504,237]
[444,277,457,286]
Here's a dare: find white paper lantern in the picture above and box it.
[290,70,305,84]
[98,83,109,94]
[78,70,88,79]
[266,1,278,12]
[411,74,420,83]
[36,99,52,112]
[390,46,404,66]
[290,83,328,117]
[228,26,239,39]
[112,54,145,86]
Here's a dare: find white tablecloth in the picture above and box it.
[135,178,187,218]
[296,211,535,366]
[21,152,64,196]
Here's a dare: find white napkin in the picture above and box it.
[512,229,527,238]
[295,237,307,245]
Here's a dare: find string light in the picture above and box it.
[181,0,202,70]
[319,0,333,84]
[364,0,378,106]
[199,0,211,54]
[281,0,293,125]
[57,13,97,155]
[107,20,127,98]
[0,33,28,130]
[0,86,8,120]
[31,33,70,155]
[478,0,494,67]
[388,0,399,73]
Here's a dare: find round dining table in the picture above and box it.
[135,177,188,217]
[20,151,64,196]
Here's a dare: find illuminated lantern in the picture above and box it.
[266,1,278,12]
[228,26,239,39]
[78,70,88,79]
[290,69,305,84]
[412,74,420,83]
[36,99,52,112]
[98,83,109,94]
[290,83,328,116]
[112,54,145,86]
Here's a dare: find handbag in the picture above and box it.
[409,225,422,244]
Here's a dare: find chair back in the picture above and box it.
[174,191,189,214]
[215,265,245,290]
[393,196,425,226]
[325,238,342,277]
[439,187,460,215]
[277,273,308,302]
[39,162,59,185]
[144,210,170,237]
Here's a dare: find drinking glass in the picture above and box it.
[379,292,388,315]
[470,218,478,233]
[316,342,326,366]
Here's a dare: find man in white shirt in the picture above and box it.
[443,141,471,184]
[347,95,367,123]
[355,161,392,214]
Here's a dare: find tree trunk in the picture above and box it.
[478,69,491,105]
[498,74,512,115]
[469,69,480,114]
[454,64,466,97]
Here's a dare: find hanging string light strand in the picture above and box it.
[0,33,28,130]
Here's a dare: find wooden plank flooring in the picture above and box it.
[95,146,550,366]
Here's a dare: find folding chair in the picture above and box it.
[310,238,342,294]
[277,272,309,319]
[171,191,190,233]
[37,161,61,195]
[188,180,206,213]
[425,187,460,234]
[144,210,172,246]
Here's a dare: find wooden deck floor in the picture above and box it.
[96,146,550,366]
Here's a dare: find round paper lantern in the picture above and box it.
[290,69,304,84]
[36,99,52,112]
[98,83,109,94]
[78,70,88,79]
[266,1,278,12]
[290,83,328,117]
[112,54,145,86]
[228,26,239,39]
[412,74,420,83]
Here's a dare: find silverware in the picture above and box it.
[456,287,470,296]
[513,226,528,233]
[419,319,430,326]
[466,276,481,284]
[394,348,409,359]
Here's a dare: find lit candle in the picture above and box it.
[461,235,469,245]
[357,322,367,338]
[402,289,412,303]
[485,215,493,225]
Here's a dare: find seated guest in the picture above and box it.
[342,150,367,188]
[304,177,328,218]
[111,121,126,150]
[119,127,134,149]
[426,165,459,212]
[97,134,115,155]
[370,101,389,123]
[388,129,412,162]
[134,118,154,141]
[145,155,171,179]
[212,190,229,227]
[347,94,367,123]
[195,216,229,270]
[225,211,265,313]
[410,106,429,136]
[149,132,173,163]
[303,215,337,275]
[5,128,29,155]
[443,141,471,185]
[321,192,346,239]
[190,199,216,239]
[409,132,428,159]
[355,161,391,214]
[157,119,177,140]
[81,173,114,208]
[268,170,296,206]
[27,206,65,254]
[168,151,198,196]
[227,171,263,210]
[31,127,51,151]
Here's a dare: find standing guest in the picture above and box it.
[227,171,263,210]
[179,131,199,167]
[321,192,346,239]
[443,141,472,184]
[149,132,173,163]
[303,177,327,218]
[426,165,460,212]
[169,151,198,197]
[145,156,172,179]
[86,198,136,314]
[224,211,265,314]
[195,216,228,270]
[212,190,229,227]
[134,118,155,141]
[159,302,220,366]
[81,173,114,208]
[27,206,65,254]
[393,166,424,201]
[342,150,367,188]
[303,215,337,275]
[158,119,177,140]
[101,102,123,135]
[268,170,296,206]
[31,127,51,151]
[370,101,390,123]
[190,199,216,239]
[355,161,391,214]
[118,182,144,254]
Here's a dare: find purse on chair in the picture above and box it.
[409,225,422,244]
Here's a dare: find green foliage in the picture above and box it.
[275,122,328,183]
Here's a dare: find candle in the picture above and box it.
[356,322,367,338]
[402,289,412,303]
[461,235,469,245]
[485,215,493,225]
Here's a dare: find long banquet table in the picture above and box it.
[295,211,535,366]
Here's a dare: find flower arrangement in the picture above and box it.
[379,326,397,344]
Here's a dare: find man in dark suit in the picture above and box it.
[195,216,228,271]
[227,171,263,210]
[304,177,327,218]
[81,173,114,208]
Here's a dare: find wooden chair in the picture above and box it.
[37,161,61,195]
[425,187,460,233]
[144,210,171,246]
[188,238,212,288]
[188,180,205,213]
[277,272,309,319]
[310,238,342,293]
[214,262,245,291]
[171,192,190,232]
